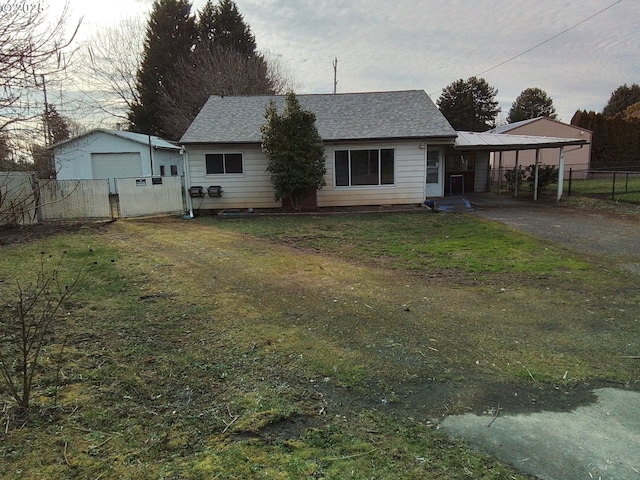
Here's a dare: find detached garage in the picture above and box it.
[53,129,183,193]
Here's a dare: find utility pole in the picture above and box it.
[332,57,338,94]
[41,74,52,146]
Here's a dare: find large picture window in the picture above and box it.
[205,153,243,174]
[335,149,394,186]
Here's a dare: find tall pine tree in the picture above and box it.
[159,0,279,140]
[129,0,196,138]
[204,0,257,56]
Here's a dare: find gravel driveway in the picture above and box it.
[468,194,640,260]
[445,194,640,480]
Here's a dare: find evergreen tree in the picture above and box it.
[507,87,557,123]
[436,77,500,131]
[603,83,640,117]
[160,0,280,139]
[129,0,196,138]
[204,0,257,56]
[261,93,326,210]
[196,0,217,52]
[571,109,640,170]
[43,104,71,145]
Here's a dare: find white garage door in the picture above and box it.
[91,152,143,193]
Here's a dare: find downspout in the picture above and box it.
[182,147,194,218]
[148,135,154,175]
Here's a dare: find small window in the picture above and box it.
[170,165,178,176]
[205,153,244,174]
[159,165,166,176]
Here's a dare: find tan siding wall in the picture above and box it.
[493,119,592,174]
[187,145,281,209]
[186,140,431,209]
[318,141,426,207]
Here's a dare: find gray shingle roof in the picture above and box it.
[180,90,457,144]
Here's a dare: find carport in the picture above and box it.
[454,131,589,201]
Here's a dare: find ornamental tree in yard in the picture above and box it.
[261,92,326,210]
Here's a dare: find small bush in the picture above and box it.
[504,165,558,193]
[0,250,95,415]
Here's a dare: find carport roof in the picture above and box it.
[454,131,588,151]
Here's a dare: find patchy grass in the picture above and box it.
[563,175,640,205]
[210,212,590,275]
[0,214,638,479]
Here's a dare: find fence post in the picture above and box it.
[611,172,616,201]
[625,172,629,193]
[568,168,572,197]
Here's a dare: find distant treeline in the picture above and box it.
[571,111,640,171]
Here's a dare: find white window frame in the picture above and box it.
[334,148,395,188]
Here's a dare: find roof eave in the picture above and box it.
[182,134,458,146]
[455,140,589,151]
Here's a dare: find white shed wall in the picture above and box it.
[55,132,183,188]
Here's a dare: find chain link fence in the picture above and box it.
[565,169,640,204]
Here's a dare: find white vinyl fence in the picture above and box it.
[116,176,184,218]
[0,172,38,226]
[1,172,186,225]
[39,179,111,220]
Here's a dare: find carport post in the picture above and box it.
[514,150,519,198]
[497,151,503,194]
[533,149,540,201]
[556,147,565,202]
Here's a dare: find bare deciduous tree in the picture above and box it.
[73,17,145,126]
[159,46,295,140]
[0,1,80,133]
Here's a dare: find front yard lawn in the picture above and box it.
[1,212,637,479]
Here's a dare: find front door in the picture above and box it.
[425,147,443,198]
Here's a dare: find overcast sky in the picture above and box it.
[57,0,639,123]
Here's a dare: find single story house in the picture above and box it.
[180,90,588,211]
[53,129,184,193]
[489,117,592,177]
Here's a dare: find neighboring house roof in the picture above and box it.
[51,128,182,151]
[454,131,588,151]
[180,90,458,144]
[489,117,592,135]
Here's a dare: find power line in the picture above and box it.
[430,0,624,96]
